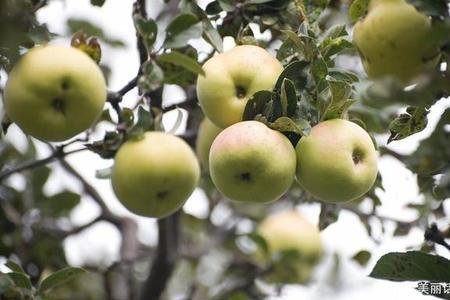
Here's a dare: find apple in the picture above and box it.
[4,45,107,141]
[256,210,323,284]
[353,0,440,84]
[111,132,200,218]
[195,118,223,172]
[196,45,283,128]
[296,119,378,203]
[209,121,296,203]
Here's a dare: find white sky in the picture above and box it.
[1,0,449,299]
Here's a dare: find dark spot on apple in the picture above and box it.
[352,148,364,165]
[157,190,169,199]
[61,79,70,91]
[239,172,251,182]
[51,98,66,115]
[235,85,246,99]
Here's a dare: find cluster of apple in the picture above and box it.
[196,45,378,206]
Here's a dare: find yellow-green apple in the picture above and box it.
[296,119,378,203]
[196,45,283,128]
[111,132,200,218]
[353,0,440,83]
[209,121,296,203]
[4,45,107,141]
[195,118,222,172]
[256,209,323,283]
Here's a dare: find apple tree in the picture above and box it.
[0,0,449,299]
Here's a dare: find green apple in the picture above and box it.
[256,210,323,284]
[353,0,439,83]
[195,118,223,172]
[196,45,283,128]
[4,45,107,141]
[296,119,378,203]
[209,121,296,203]
[111,132,200,218]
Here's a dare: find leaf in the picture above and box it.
[138,61,164,93]
[164,14,202,49]
[407,0,449,18]
[70,31,102,64]
[5,261,25,274]
[280,79,297,117]
[352,250,371,266]
[369,251,450,282]
[274,60,309,92]
[268,117,310,136]
[134,16,158,51]
[95,167,112,179]
[388,106,429,144]
[90,0,106,6]
[205,1,222,14]
[67,19,125,47]
[127,106,154,138]
[7,272,32,289]
[41,191,81,217]
[349,0,370,22]
[158,51,204,76]
[248,233,269,255]
[242,91,276,121]
[38,267,86,294]
[159,46,199,87]
[0,274,15,293]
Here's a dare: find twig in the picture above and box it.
[425,223,450,251]
[0,147,86,182]
[107,75,140,124]
[57,157,121,226]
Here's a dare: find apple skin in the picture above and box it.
[4,46,107,141]
[196,45,283,128]
[296,119,378,203]
[209,121,296,203]
[195,118,223,172]
[257,210,323,284]
[111,132,200,218]
[353,0,439,84]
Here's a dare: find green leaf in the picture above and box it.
[274,60,309,92]
[159,46,199,87]
[90,0,106,6]
[349,0,370,22]
[134,16,158,51]
[388,106,429,144]
[352,250,371,266]
[248,233,269,255]
[38,267,86,294]
[164,14,202,49]
[369,251,450,282]
[242,91,276,121]
[41,191,81,217]
[280,79,297,117]
[205,1,222,14]
[311,57,328,86]
[158,51,204,76]
[5,261,25,274]
[268,117,310,136]
[138,61,164,92]
[7,272,32,289]
[128,106,154,138]
[0,274,15,293]
[407,0,449,18]
[67,19,125,47]
[318,203,340,230]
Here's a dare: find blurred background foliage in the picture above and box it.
[0,0,449,299]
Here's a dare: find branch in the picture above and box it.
[57,157,121,227]
[107,75,140,124]
[425,223,450,252]
[139,211,181,300]
[0,147,86,182]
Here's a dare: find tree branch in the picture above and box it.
[0,147,86,182]
[425,223,450,252]
[139,211,181,300]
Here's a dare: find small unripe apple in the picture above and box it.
[195,118,222,172]
[257,210,323,284]
[4,46,107,141]
[197,45,283,128]
[353,0,439,83]
[296,119,378,203]
[111,132,200,218]
[209,121,296,203]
